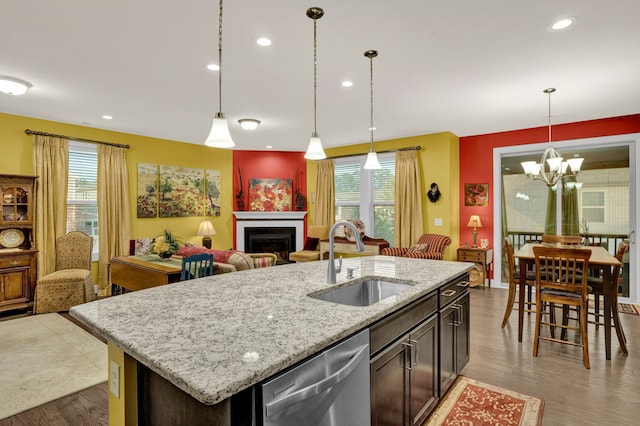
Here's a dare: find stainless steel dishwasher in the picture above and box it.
[259,329,370,426]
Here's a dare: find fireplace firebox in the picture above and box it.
[245,227,296,264]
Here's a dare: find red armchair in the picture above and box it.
[381,233,451,260]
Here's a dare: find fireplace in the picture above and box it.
[233,211,307,261]
[245,227,296,264]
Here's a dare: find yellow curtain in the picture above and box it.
[32,135,68,278]
[562,176,580,235]
[97,144,131,296]
[394,150,423,247]
[314,159,335,227]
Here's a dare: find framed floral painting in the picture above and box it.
[248,178,293,211]
[464,183,489,206]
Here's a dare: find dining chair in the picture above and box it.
[501,238,537,327]
[586,242,628,347]
[541,234,583,245]
[532,246,592,369]
[181,253,215,281]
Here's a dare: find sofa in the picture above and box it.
[288,225,329,262]
[380,233,451,260]
[129,239,277,274]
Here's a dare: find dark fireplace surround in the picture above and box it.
[244,227,296,264]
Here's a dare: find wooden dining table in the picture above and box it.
[513,243,624,360]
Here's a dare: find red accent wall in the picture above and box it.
[459,114,640,252]
[232,151,307,248]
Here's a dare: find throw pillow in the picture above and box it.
[228,252,255,271]
[134,238,153,255]
[407,243,429,254]
[304,237,320,251]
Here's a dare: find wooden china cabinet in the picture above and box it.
[0,174,38,314]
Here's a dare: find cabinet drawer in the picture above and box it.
[458,251,484,262]
[370,291,437,355]
[439,277,469,308]
[0,255,31,269]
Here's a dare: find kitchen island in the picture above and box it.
[70,255,471,425]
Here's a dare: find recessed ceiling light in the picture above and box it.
[256,37,272,47]
[341,81,353,87]
[102,115,113,120]
[0,76,32,95]
[266,145,273,149]
[207,64,220,71]
[551,17,576,30]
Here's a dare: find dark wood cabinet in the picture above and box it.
[439,282,470,396]
[0,175,37,313]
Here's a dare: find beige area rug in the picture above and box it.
[425,376,544,426]
[0,313,107,420]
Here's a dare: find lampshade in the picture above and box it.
[467,215,482,228]
[0,76,32,95]
[363,151,381,169]
[304,132,326,160]
[197,220,217,236]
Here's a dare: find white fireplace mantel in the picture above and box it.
[233,211,307,220]
[234,211,307,252]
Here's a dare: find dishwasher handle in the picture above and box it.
[265,344,368,417]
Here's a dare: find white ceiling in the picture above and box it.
[2,0,639,151]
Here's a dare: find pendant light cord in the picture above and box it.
[369,53,374,149]
[313,17,318,134]
[218,0,223,114]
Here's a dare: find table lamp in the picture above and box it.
[467,215,482,247]
[196,220,217,249]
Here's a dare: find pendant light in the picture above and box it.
[204,0,235,148]
[363,50,381,170]
[304,7,327,160]
[521,88,583,187]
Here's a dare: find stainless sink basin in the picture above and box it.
[309,279,413,307]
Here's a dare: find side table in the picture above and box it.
[457,247,493,287]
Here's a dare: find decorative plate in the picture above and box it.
[468,264,485,288]
[0,228,25,248]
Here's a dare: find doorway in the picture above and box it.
[492,133,639,304]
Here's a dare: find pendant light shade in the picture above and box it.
[204,0,235,148]
[304,7,326,160]
[362,49,381,170]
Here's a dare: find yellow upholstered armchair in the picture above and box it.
[289,225,329,262]
[380,233,451,260]
[34,231,95,314]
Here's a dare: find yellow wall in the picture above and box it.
[0,112,234,250]
[306,133,460,260]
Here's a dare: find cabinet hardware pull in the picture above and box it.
[442,289,456,297]
[408,339,418,366]
[457,281,469,289]
[453,304,464,326]
[10,261,21,266]
[402,342,413,370]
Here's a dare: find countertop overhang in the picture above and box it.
[71,255,471,405]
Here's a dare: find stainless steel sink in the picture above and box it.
[309,279,413,307]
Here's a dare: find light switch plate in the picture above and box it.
[434,218,443,226]
[110,360,120,398]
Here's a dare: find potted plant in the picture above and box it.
[151,230,182,259]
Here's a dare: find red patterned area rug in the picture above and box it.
[588,301,640,315]
[424,376,544,426]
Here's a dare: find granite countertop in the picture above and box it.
[70,255,470,406]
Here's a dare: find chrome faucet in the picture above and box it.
[327,221,365,284]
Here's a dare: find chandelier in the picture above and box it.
[520,88,583,187]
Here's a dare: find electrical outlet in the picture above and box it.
[110,360,120,398]
[434,218,443,226]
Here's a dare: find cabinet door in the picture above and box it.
[439,304,456,396]
[371,338,408,426]
[0,268,29,305]
[408,314,438,426]
[455,293,470,373]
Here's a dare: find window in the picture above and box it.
[581,191,605,223]
[334,153,395,246]
[67,141,98,258]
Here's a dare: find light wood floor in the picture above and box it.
[1,287,639,425]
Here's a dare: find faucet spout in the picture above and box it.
[327,221,365,284]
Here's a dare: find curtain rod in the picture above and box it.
[24,129,131,149]
[325,145,421,160]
